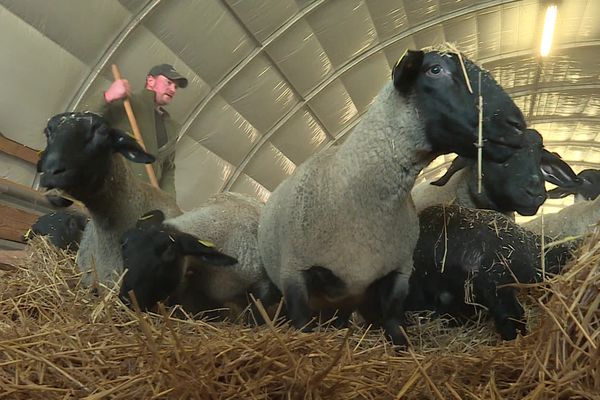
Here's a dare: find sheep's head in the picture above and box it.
[37,112,155,204]
[392,49,526,163]
[432,129,580,216]
[28,210,88,250]
[547,168,600,202]
[119,209,238,311]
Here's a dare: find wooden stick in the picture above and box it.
[110,64,160,188]
[477,71,483,194]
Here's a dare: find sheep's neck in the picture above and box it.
[335,83,435,200]
[80,155,144,229]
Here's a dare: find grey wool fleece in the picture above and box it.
[258,82,437,296]
[521,195,600,239]
[162,192,269,304]
[77,155,181,285]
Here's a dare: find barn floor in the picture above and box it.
[0,233,598,399]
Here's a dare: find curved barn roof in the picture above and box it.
[1,0,598,218]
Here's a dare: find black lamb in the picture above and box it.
[407,204,580,340]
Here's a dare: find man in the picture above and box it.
[83,64,188,198]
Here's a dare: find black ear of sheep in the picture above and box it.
[111,128,156,164]
[540,150,581,188]
[430,157,472,186]
[392,50,425,94]
[136,209,166,230]
[176,232,238,267]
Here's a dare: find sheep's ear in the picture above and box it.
[541,150,580,188]
[110,129,156,164]
[547,186,576,199]
[431,157,471,186]
[136,209,165,229]
[177,232,238,267]
[392,50,424,93]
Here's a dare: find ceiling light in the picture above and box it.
[540,4,558,57]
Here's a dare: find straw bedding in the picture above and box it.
[0,231,598,399]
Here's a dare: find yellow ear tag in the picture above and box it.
[24,228,32,240]
[198,239,215,248]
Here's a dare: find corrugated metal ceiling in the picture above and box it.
[0,0,598,218]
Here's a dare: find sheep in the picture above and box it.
[120,192,280,321]
[411,129,580,218]
[521,169,600,239]
[37,111,182,285]
[25,209,89,250]
[257,48,528,346]
[406,204,580,340]
[547,168,600,202]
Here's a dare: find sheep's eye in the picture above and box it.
[426,64,444,77]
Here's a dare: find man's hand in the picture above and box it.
[104,79,131,103]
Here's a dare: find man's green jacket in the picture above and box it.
[80,89,178,198]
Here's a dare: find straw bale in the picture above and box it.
[0,233,598,399]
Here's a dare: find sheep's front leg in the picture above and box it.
[380,271,410,347]
[474,275,526,340]
[283,275,313,332]
[361,270,410,348]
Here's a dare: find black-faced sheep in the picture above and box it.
[406,204,580,340]
[547,168,600,202]
[25,210,89,250]
[37,112,182,285]
[120,192,280,321]
[258,49,527,346]
[411,129,580,218]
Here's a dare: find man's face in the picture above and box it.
[147,74,177,106]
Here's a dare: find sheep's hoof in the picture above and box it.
[383,320,409,349]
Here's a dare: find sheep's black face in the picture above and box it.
[119,227,182,311]
[576,170,600,201]
[547,168,599,201]
[38,111,155,204]
[29,210,88,250]
[393,50,526,163]
[38,112,114,201]
[479,129,547,216]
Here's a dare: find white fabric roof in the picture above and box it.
[1,0,598,218]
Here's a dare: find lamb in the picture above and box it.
[411,129,579,218]
[406,204,580,340]
[258,49,528,346]
[120,192,280,321]
[25,209,89,250]
[37,112,182,285]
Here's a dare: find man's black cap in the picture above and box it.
[148,64,188,88]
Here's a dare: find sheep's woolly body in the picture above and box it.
[259,82,434,297]
[521,195,600,239]
[77,155,181,284]
[164,192,266,303]
[412,168,472,211]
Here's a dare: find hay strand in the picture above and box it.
[1,233,598,399]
